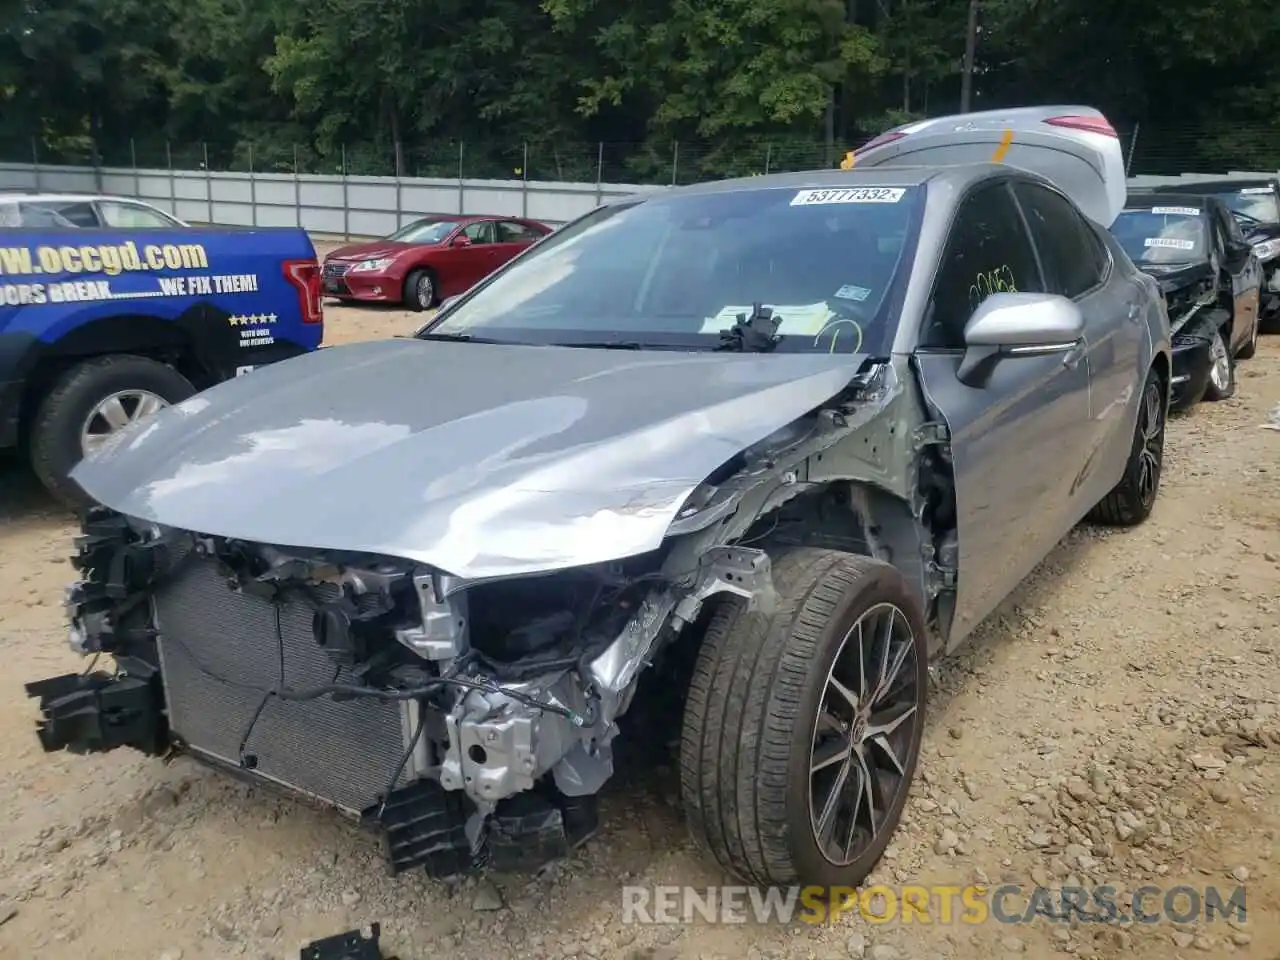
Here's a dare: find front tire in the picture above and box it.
[680,548,928,887]
[1086,366,1165,526]
[403,269,436,312]
[29,355,195,511]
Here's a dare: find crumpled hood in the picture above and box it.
[72,338,868,579]
[1139,260,1213,296]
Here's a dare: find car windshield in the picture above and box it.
[1111,208,1208,264]
[1214,187,1280,224]
[389,218,460,244]
[421,185,921,354]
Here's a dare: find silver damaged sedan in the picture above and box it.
[28,105,1171,888]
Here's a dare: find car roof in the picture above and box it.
[607,163,1008,206]
[1124,192,1218,210]
[409,213,545,226]
[0,192,159,205]
[1149,178,1277,193]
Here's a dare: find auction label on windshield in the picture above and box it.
[1151,206,1199,216]
[791,187,905,205]
[1144,237,1196,250]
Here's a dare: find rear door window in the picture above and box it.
[99,201,179,229]
[496,221,543,243]
[1013,181,1109,297]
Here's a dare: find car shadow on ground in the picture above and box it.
[323,297,405,311]
[0,453,70,526]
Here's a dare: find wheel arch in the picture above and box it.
[723,479,939,656]
[1150,348,1170,406]
[15,314,204,444]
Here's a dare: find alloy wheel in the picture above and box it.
[1136,377,1164,507]
[417,274,434,309]
[808,602,922,866]
[80,390,169,457]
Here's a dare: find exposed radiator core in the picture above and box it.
[153,555,414,815]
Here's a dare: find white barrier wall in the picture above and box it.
[1,161,1275,240]
[0,162,670,237]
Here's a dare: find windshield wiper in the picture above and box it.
[414,332,513,344]
[550,340,645,350]
[715,303,783,353]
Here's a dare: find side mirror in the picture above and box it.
[957,293,1085,386]
[452,235,472,247]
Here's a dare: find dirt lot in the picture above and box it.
[1,285,1278,959]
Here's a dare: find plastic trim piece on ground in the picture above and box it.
[300,923,397,960]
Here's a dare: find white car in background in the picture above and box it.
[0,192,186,229]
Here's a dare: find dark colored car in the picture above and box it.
[1148,178,1280,330]
[321,214,552,311]
[1112,193,1262,409]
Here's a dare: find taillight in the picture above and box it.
[283,259,323,324]
[857,130,908,152]
[1044,115,1118,138]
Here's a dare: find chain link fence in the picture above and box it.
[3,119,1279,187]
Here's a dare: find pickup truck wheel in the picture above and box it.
[680,548,928,887]
[404,269,436,311]
[1085,367,1165,527]
[1203,326,1236,400]
[29,355,196,510]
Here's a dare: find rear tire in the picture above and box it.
[1203,325,1236,401]
[1086,366,1165,527]
[29,355,195,511]
[403,269,436,312]
[680,548,928,887]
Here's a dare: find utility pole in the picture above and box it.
[960,0,979,113]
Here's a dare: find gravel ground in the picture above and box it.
[1,276,1278,959]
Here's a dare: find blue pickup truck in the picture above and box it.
[0,224,324,507]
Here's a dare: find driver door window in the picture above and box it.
[1218,205,1248,250]
[496,221,541,244]
[923,183,1044,349]
[462,221,497,244]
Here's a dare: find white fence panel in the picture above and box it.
[5,160,1272,240]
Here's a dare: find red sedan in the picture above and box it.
[321,214,552,311]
